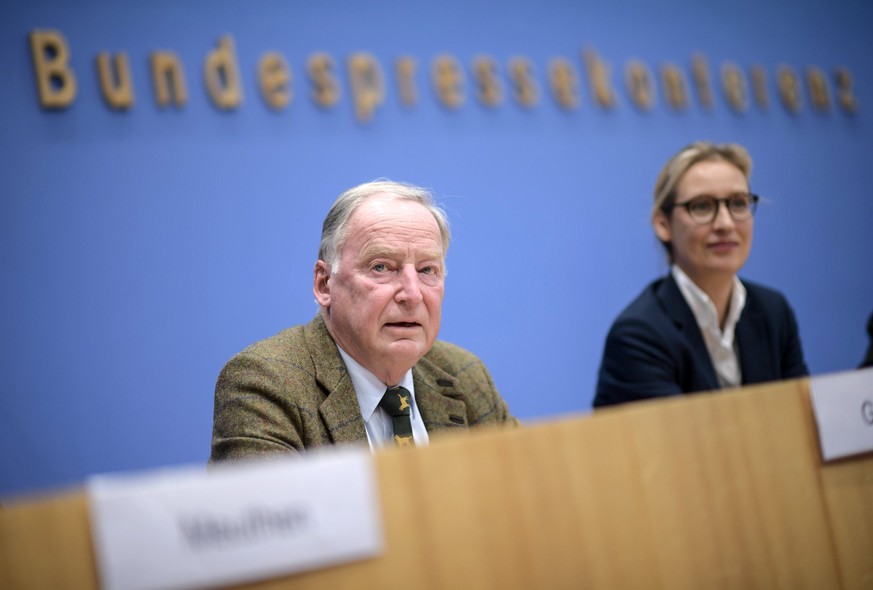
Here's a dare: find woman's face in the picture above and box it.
[653,159,753,285]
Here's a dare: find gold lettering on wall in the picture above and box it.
[204,36,243,110]
[509,57,538,108]
[473,55,502,107]
[583,48,616,109]
[548,58,578,110]
[432,55,464,109]
[258,52,291,111]
[96,52,133,110]
[835,67,858,114]
[660,64,688,110]
[778,65,802,113]
[150,51,187,108]
[24,29,860,119]
[721,62,746,112]
[29,30,77,108]
[751,66,768,109]
[395,57,417,107]
[626,60,654,111]
[307,53,340,108]
[691,53,714,109]
[806,67,831,112]
[348,53,384,123]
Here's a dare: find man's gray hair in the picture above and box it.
[318,179,451,272]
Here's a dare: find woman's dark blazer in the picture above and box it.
[594,274,809,407]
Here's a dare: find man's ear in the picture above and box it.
[652,210,672,244]
[313,260,331,307]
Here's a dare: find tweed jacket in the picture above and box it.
[210,314,518,461]
[593,274,809,408]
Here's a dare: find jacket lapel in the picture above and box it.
[303,314,467,442]
[304,315,369,445]
[412,358,469,434]
[735,295,771,384]
[657,275,721,391]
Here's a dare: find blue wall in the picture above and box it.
[2,0,872,498]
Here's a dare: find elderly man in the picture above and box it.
[210,180,518,460]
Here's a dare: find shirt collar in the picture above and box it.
[671,265,746,343]
[335,346,416,422]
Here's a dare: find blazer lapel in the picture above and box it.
[304,315,369,445]
[735,295,771,384]
[657,275,721,391]
[412,358,469,434]
[302,314,468,442]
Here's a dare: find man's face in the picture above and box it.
[314,194,445,385]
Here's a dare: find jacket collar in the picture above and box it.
[305,314,369,446]
[413,356,469,433]
[735,298,770,383]
[656,274,720,390]
[304,314,467,443]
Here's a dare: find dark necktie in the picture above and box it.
[379,386,414,447]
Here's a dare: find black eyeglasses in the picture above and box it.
[663,192,759,224]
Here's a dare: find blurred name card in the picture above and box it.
[87,448,383,590]
[810,367,873,461]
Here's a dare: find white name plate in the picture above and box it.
[810,367,873,461]
[87,448,383,590]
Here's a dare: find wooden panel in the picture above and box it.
[622,380,840,589]
[1,377,871,590]
[819,453,873,590]
[0,491,97,590]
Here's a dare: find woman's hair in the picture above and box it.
[318,179,451,272]
[652,141,753,221]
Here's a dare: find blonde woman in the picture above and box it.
[594,142,808,407]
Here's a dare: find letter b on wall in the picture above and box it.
[30,29,78,108]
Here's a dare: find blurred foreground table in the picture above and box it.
[1,376,871,589]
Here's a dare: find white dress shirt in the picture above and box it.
[336,347,430,450]
[672,265,747,388]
